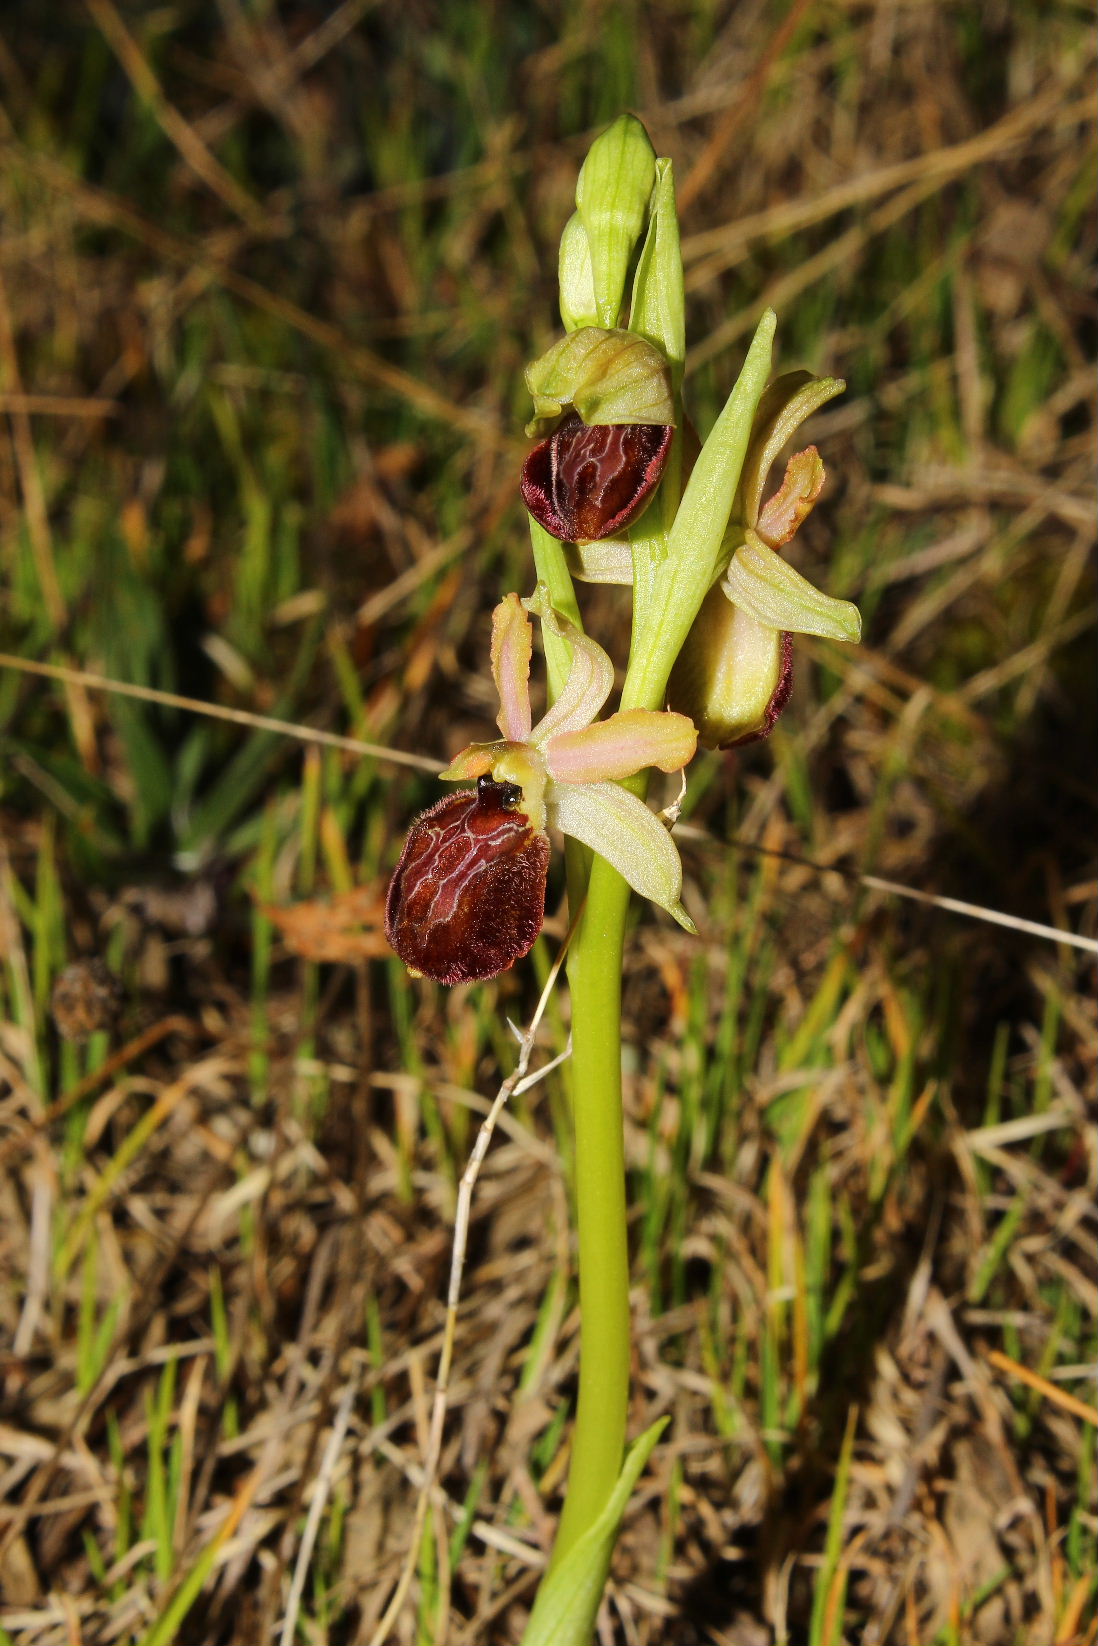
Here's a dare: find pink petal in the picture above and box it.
[544,709,697,784]
[525,588,615,743]
[491,594,533,741]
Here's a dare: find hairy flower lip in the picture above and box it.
[385,780,550,984]
[521,415,673,543]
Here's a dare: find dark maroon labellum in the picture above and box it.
[520,412,673,542]
[385,778,550,984]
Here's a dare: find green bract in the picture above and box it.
[628,158,685,384]
[521,1419,668,1646]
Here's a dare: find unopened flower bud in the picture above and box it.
[574,114,656,327]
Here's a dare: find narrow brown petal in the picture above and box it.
[385,777,550,984]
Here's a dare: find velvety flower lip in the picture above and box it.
[521,414,673,543]
[385,776,550,985]
[520,327,675,543]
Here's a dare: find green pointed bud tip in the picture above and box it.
[575,115,657,328]
[723,531,862,643]
[524,327,674,436]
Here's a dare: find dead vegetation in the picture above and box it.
[0,2,1095,1642]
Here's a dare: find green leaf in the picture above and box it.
[521,1419,667,1646]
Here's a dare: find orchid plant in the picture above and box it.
[386,116,861,1644]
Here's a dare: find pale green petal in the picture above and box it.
[723,530,861,642]
[565,538,635,585]
[548,780,696,932]
[525,585,615,741]
[558,212,598,332]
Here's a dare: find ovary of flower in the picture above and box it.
[441,587,699,930]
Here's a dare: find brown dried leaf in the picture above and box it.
[262,887,388,963]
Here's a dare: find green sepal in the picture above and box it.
[628,158,685,388]
[575,114,657,328]
[549,781,695,934]
[524,328,674,436]
[520,1418,668,1646]
[723,529,862,642]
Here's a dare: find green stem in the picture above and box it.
[551,853,633,1566]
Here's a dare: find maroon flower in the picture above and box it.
[385,776,550,985]
[521,413,673,542]
[386,590,698,984]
